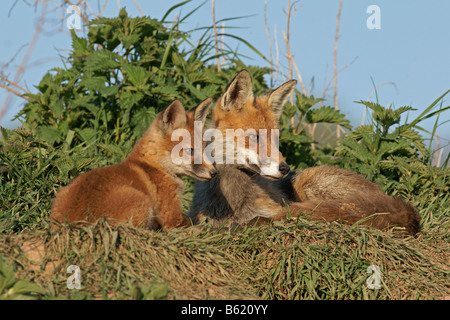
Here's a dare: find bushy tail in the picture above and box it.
[288,194,420,235]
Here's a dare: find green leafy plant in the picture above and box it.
[335,93,450,197]
[0,256,47,300]
[17,7,270,154]
[129,282,169,300]
[279,90,352,168]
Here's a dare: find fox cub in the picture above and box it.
[188,70,299,228]
[188,70,420,235]
[51,99,216,230]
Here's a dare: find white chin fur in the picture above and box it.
[260,160,281,176]
[237,147,281,177]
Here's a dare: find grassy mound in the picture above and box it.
[1,209,448,300]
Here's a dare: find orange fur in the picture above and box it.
[51,99,215,230]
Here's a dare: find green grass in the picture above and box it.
[0,201,448,300]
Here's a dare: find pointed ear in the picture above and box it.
[160,99,187,132]
[187,97,212,125]
[220,70,254,112]
[268,80,297,118]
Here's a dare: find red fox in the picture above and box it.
[188,70,420,235]
[51,98,216,230]
[188,70,299,227]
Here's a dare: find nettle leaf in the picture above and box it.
[52,68,79,86]
[49,99,64,119]
[201,84,219,98]
[37,126,62,144]
[397,126,427,156]
[280,131,314,145]
[374,107,401,127]
[36,72,57,94]
[85,50,120,72]
[347,125,374,140]
[82,103,100,116]
[75,127,96,144]
[306,106,352,129]
[395,106,416,115]
[391,155,427,173]
[79,76,107,91]
[131,107,157,137]
[119,90,144,110]
[355,100,384,114]
[121,33,141,49]
[68,95,99,116]
[98,84,120,97]
[122,65,148,88]
[70,29,89,56]
[148,83,179,101]
[295,91,323,115]
[377,159,399,171]
[282,101,297,119]
[377,140,411,157]
[335,139,373,163]
[186,72,213,84]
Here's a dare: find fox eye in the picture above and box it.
[247,134,259,143]
[183,148,194,156]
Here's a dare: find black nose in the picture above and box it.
[210,169,218,177]
[279,162,290,175]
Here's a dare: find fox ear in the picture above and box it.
[220,70,254,112]
[188,97,212,125]
[161,99,187,132]
[268,79,297,119]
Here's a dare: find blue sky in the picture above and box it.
[1,0,449,156]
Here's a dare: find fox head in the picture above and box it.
[210,69,296,179]
[135,98,217,181]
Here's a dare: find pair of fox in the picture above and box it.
[51,70,420,236]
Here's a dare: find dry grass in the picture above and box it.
[1,220,258,299]
[1,214,448,300]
